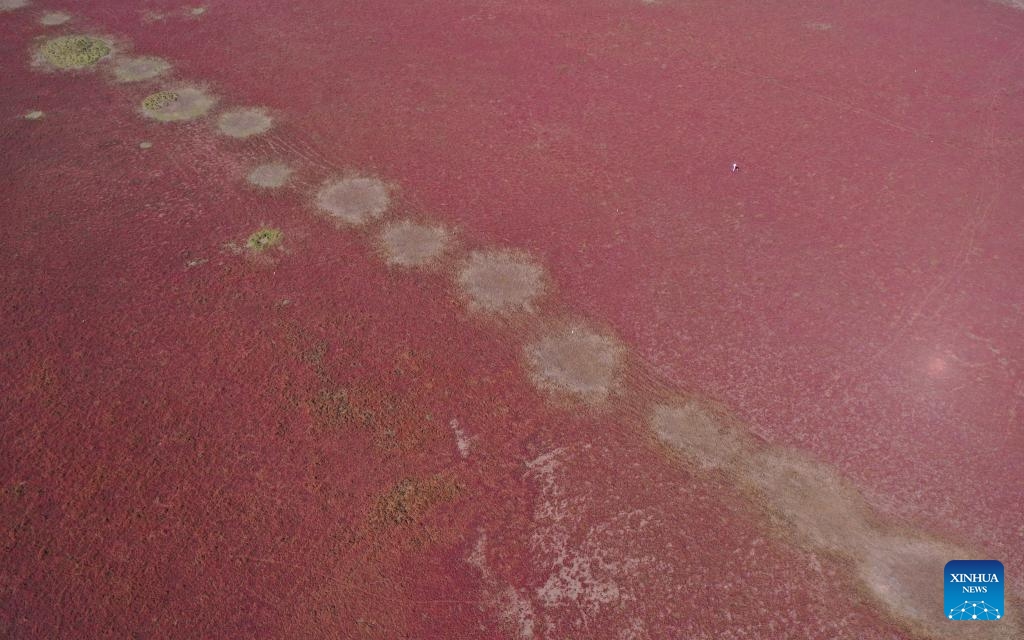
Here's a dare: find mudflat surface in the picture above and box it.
[2,1,1022,638]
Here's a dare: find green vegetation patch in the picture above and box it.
[245,227,284,252]
[140,87,215,122]
[142,90,179,111]
[40,35,111,69]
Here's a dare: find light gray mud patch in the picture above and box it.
[523,324,624,404]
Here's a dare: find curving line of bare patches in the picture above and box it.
[19,9,1019,638]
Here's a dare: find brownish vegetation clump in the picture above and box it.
[370,475,461,528]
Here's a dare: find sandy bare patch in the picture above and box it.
[217,107,272,138]
[112,56,170,82]
[524,324,623,404]
[378,220,450,267]
[741,449,872,552]
[39,11,70,25]
[246,162,293,188]
[315,176,391,225]
[457,249,545,315]
[856,535,1017,639]
[0,0,28,12]
[140,87,215,122]
[651,401,749,470]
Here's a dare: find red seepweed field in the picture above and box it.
[2,1,1023,638]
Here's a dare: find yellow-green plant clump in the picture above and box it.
[142,90,178,111]
[246,228,284,252]
[140,87,215,122]
[40,35,111,69]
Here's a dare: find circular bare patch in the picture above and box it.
[0,0,29,12]
[524,324,624,404]
[140,87,215,122]
[315,177,390,225]
[457,249,545,315]
[217,107,272,138]
[651,402,748,470]
[39,11,70,25]
[37,35,111,69]
[112,56,170,82]
[246,162,293,188]
[379,220,450,267]
[742,450,872,552]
